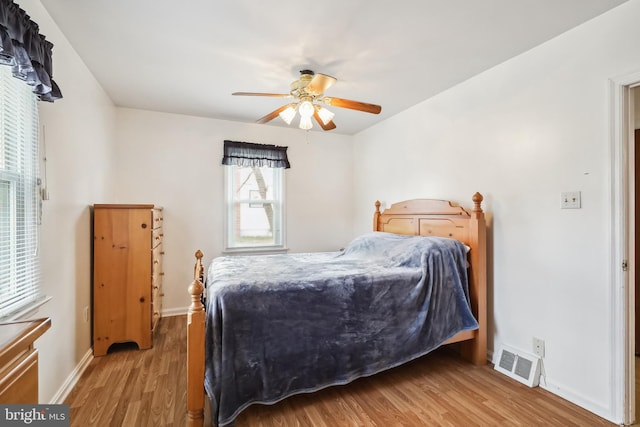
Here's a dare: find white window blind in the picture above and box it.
[0,65,41,319]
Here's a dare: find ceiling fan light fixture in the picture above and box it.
[315,105,335,125]
[299,115,313,130]
[278,104,296,125]
[298,100,314,119]
[233,69,382,132]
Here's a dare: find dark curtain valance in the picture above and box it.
[222,140,290,169]
[0,0,62,102]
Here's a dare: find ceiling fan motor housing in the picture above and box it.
[291,70,316,96]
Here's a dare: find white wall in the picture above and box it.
[352,0,640,422]
[113,109,354,313]
[17,0,117,403]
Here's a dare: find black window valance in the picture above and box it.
[222,140,290,169]
[0,0,62,102]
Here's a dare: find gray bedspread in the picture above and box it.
[204,231,478,426]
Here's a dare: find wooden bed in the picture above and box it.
[186,192,487,426]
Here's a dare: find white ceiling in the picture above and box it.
[40,0,628,135]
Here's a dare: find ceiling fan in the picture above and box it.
[232,69,382,131]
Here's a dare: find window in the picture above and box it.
[222,141,288,252]
[0,66,41,319]
[225,165,284,250]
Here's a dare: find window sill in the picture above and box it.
[1,295,52,322]
[222,247,289,256]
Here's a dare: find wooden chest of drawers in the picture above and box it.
[92,204,163,356]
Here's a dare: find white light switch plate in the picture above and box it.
[561,191,581,209]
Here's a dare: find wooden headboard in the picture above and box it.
[373,192,487,365]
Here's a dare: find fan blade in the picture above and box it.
[257,104,291,124]
[322,97,382,114]
[305,73,337,95]
[232,92,292,98]
[313,110,337,131]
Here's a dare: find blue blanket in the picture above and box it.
[204,232,478,426]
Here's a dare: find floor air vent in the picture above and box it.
[494,344,541,387]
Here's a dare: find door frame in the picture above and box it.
[610,71,639,425]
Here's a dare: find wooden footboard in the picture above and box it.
[186,193,487,425]
[187,250,205,427]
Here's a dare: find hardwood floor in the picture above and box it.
[65,315,187,426]
[65,316,614,426]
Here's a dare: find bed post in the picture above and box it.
[461,192,487,365]
[373,200,381,231]
[187,250,206,426]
